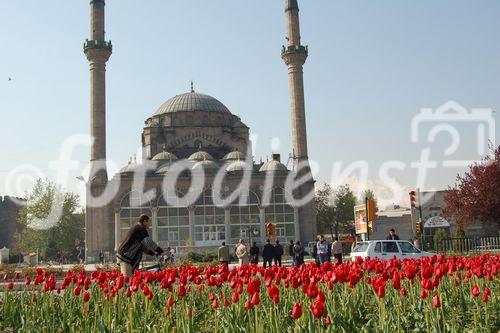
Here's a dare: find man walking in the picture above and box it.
[117,214,164,277]
[317,235,330,264]
[262,239,275,268]
[218,241,230,266]
[235,239,249,266]
[385,228,400,240]
[293,241,305,266]
[331,237,343,264]
[274,240,284,266]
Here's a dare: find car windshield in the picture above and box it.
[398,241,420,253]
[352,242,369,253]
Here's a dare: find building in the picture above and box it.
[420,190,499,239]
[84,0,316,259]
[371,205,413,241]
[0,196,24,249]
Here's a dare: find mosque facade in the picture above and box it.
[84,0,316,259]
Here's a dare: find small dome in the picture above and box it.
[188,151,214,161]
[119,160,140,174]
[259,160,288,172]
[155,91,231,115]
[192,160,219,170]
[223,150,244,160]
[156,162,174,173]
[152,151,178,162]
[225,160,252,172]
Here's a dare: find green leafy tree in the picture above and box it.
[359,189,377,205]
[332,185,357,239]
[13,179,84,260]
[315,183,336,237]
[315,184,357,239]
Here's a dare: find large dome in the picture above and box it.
[155,91,231,115]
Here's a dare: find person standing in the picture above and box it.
[99,250,105,264]
[317,235,330,264]
[331,237,343,264]
[311,238,320,267]
[293,241,305,266]
[288,240,295,266]
[262,239,275,268]
[385,228,400,240]
[250,242,260,265]
[117,214,164,277]
[235,239,249,266]
[218,241,230,266]
[274,240,284,266]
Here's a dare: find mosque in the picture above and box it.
[84,0,316,259]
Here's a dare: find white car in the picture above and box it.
[350,240,433,260]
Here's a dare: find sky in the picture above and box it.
[0,0,499,208]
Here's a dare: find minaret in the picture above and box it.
[84,0,112,259]
[281,0,309,169]
[281,0,316,243]
[84,0,112,182]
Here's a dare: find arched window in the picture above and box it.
[157,190,189,247]
[229,191,260,245]
[264,187,295,243]
[119,191,152,244]
[194,189,225,246]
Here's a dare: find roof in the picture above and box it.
[155,91,231,115]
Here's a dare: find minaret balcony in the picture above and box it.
[83,39,112,52]
[281,44,308,55]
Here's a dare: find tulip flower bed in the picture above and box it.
[1,254,499,332]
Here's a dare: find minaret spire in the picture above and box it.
[84,0,112,183]
[282,0,309,167]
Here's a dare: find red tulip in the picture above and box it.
[74,286,81,297]
[167,296,174,307]
[325,315,332,325]
[484,286,490,296]
[420,290,427,299]
[291,302,302,319]
[211,299,219,310]
[245,299,252,310]
[125,288,132,298]
[25,277,31,285]
[165,306,171,316]
[401,287,407,297]
[223,298,230,307]
[471,285,480,297]
[433,295,440,308]
[377,286,385,298]
[187,309,193,317]
[482,293,488,302]
[14,273,21,280]
[251,292,260,305]
[7,282,14,290]
[3,274,8,281]
[178,284,187,297]
[232,291,239,303]
[83,291,90,302]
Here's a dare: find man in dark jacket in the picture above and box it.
[274,240,284,266]
[262,239,275,268]
[117,214,163,277]
[249,242,260,265]
[385,228,400,240]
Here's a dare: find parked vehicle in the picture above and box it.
[350,240,433,260]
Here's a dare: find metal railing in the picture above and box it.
[436,236,500,254]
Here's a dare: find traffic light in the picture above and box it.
[409,191,418,209]
[266,222,276,238]
[415,219,421,235]
[366,199,378,222]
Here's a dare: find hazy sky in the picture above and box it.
[0,0,499,208]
